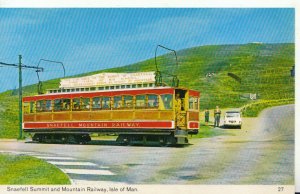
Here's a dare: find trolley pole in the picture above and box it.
[18,55,22,139]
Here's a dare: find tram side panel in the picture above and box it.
[23,110,175,133]
[187,89,200,134]
[22,88,199,144]
[22,90,176,134]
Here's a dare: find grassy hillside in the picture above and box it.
[0,43,294,138]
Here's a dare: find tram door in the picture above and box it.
[175,89,187,129]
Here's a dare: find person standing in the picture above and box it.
[205,108,209,125]
[214,106,221,127]
[174,93,182,128]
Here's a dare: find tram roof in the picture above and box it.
[23,86,200,102]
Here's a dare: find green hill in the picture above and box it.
[0,43,294,138]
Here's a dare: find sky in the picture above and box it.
[0,8,295,92]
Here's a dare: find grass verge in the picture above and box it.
[241,98,294,117]
[190,123,233,139]
[0,154,70,185]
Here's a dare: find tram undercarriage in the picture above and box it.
[116,131,188,146]
[32,133,92,144]
[30,129,189,146]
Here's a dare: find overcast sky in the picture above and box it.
[0,8,294,92]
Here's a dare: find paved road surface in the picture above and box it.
[0,105,294,184]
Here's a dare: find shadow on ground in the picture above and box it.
[25,139,188,148]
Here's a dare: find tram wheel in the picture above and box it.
[159,137,167,147]
[78,138,87,145]
[67,135,78,144]
[41,134,50,143]
[61,135,68,144]
[116,135,130,145]
[33,134,43,143]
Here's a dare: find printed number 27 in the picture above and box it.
[278,187,284,192]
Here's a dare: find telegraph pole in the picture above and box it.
[0,56,44,139]
[18,55,22,139]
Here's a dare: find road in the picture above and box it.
[0,105,294,185]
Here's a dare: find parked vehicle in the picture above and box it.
[223,111,242,129]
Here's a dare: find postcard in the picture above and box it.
[0,1,298,194]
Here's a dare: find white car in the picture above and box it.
[223,111,242,129]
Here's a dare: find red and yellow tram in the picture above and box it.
[22,72,200,145]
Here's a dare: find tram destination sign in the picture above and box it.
[60,72,156,88]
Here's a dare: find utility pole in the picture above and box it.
[18,55,22,139]
[0,56,44,139]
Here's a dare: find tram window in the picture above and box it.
[71,89,75,92]
[72,98,80,110]
[30,101,35,113]
[85,88,89,91]
[45,100,52,111]
[110,86,115,90]
[57,89,61,93]
[149,83,153,87]
[23,102,30,114]
[161,94,173,110]
[188,97,199,110]
[143,84,147,87]
[132,84,136,88]
[92,97,101,110]
[194,98,199,110]
[126,85,130,88]
[105,86,109,90]
[54,99,63,111]
[137,84,142,88]
[62,89,66,92]
[90,87,96,91]
[124,96,133,108]
[136,95,146,108]
[121,85,125,89]
[114,96,122,108]
[102,97,111,109]
[98,87,104,90]
[66,89,70,92]
[116,86,120,89]
[80,88,84,91]
[81,98,90,110]
[148,95,158,108]
[76,88,80,92]
[53,90,57,93]
[36,100,44,112]
[62,99,71,110]
[189,97,194,109]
